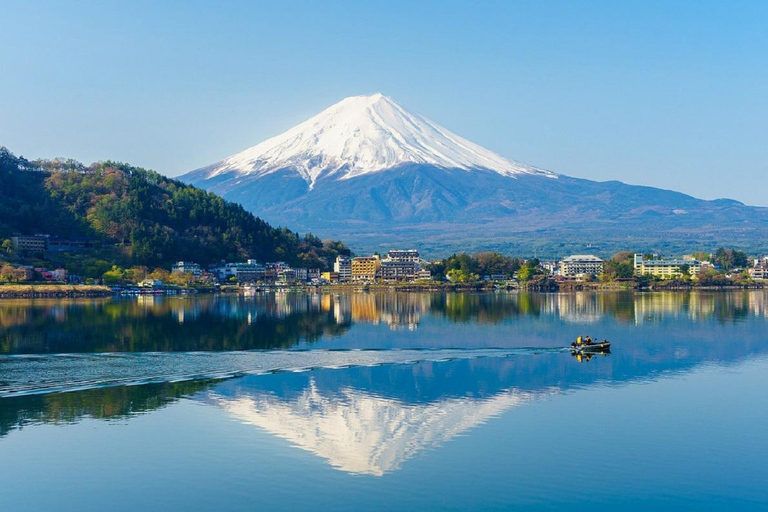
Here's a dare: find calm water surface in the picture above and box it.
[1,291,767,511]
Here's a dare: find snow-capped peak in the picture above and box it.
[200,93,555,187]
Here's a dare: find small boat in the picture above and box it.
[571,340,611,352]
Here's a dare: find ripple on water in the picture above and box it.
[0,347,570,398]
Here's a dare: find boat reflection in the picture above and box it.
[571,349,611,363]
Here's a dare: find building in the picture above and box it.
[750,257,768,280]
[416,269,432,280]
[171,261,202,277]
[482,274,508,282]
[351,256,381,282]
[278,269,298,283]
[10,234,95,253]
[380,250,421,281]
[558,255,604,277]
[47,238,95,251]
[293,268,309,282]
[633,254,702,278]
[541,261,559,275]
[320,271,339,283]
[334,256,352,282]
[386,249,420,262]
[308,268,321,282]
[211,260,267,283]
[10,234,49,253]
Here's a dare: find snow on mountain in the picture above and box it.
[198,93,555,188]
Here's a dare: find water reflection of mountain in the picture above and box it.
[206,325,768,475]
[3,317,768,465]
[211,371,547,476]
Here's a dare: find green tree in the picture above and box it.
[102,265,126,285]
[446,269,479,283]
[713,247,749,271]
[691,251,711,262]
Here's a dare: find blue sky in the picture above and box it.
[1,1,767,205]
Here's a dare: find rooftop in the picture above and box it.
[561,255,604,262]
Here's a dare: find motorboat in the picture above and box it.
[571,340,611,352]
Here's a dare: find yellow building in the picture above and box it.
[320,271,339,283]
[633,254,702,278]
[351,256,381,282]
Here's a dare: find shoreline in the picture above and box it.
[0,284,113,298]
[0,281,764,299]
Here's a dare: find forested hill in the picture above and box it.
[0,147,350,270]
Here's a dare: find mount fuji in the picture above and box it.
[182,94,768,255]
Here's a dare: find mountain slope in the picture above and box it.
[0,147,349,270]
[182,95,768,255]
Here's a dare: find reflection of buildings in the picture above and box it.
[537,293,606,324]
[748,291,768,317]
[321,293,430,330]
[633,292,716,325]
[211,379,547,476]
[555,293,605,324]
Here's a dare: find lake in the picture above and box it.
[1,291,767,511]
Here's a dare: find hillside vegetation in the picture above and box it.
[0,147,349,272]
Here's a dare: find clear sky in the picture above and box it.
[2,1,767,205]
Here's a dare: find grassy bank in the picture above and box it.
[0,284,113,298]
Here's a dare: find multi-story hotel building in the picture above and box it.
[633,254,702,278]
[557,255,604,277]
[380,249,421,281]
[171,261,202,276]
[334,256,352,282]
[351,256,381,282]
[10,234,49,253]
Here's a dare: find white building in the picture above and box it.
[171,261,202,277]
[381,249,422,281]
[334,256,352,282]
[750,257,768,280]
[541,261,558,275]
[558,255,604,278]
[211,260,266,282]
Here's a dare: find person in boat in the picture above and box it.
[572,335,583,347]
[585,336,593,345]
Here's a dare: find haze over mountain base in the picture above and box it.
[184,164,768,257]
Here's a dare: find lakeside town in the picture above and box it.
[1,233,767,296]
